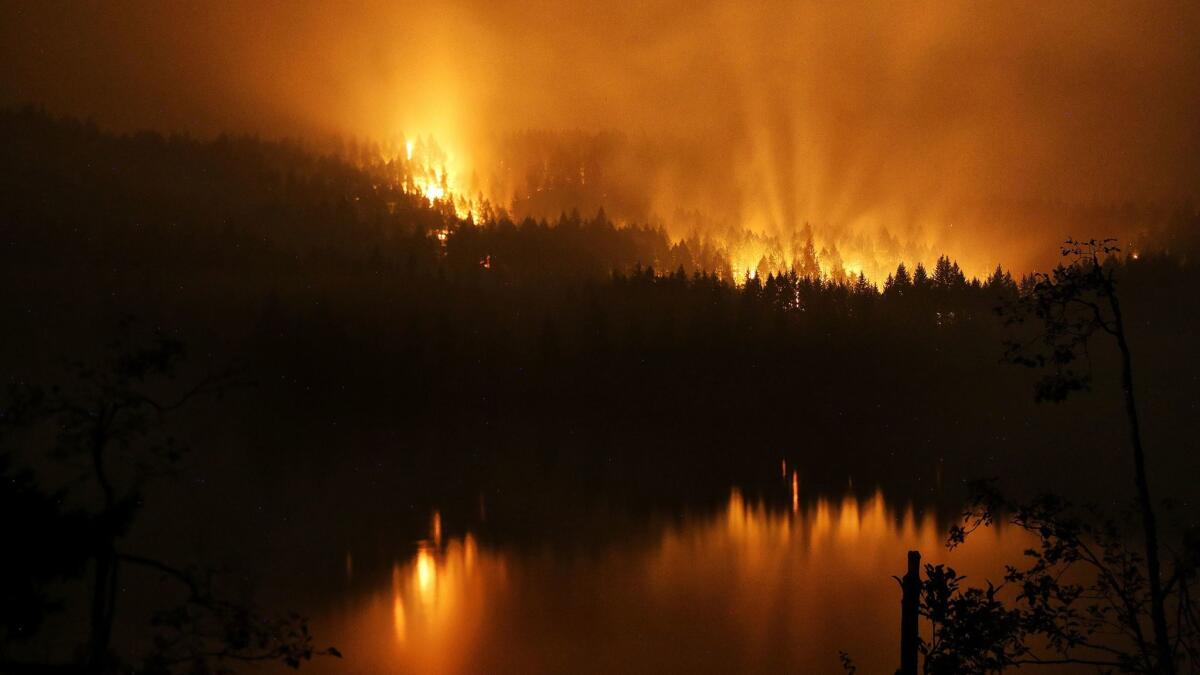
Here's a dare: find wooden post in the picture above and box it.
[899,550,921,675]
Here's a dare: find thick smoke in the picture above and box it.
[3,0,1198,275]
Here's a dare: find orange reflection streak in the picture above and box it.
[415,545,437,600]
[392,599,407,642]
[391,563,407,643]
[359,531,508,674]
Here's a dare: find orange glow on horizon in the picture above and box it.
[5,2,1196,278]
[379,134,1000,281]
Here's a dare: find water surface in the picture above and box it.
[308,489,1026,674]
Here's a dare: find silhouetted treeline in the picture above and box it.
[3,107,1199,552]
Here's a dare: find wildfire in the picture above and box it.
[421,179,446,202]
[398,134,474,220]
[375,134,993,284]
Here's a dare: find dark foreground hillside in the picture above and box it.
[2,108,1199,551]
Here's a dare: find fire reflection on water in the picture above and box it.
[323,489,1025,675]
[376,531,504,673]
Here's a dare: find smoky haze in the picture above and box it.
[3,0,1199,275]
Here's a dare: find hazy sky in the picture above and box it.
[4,1,1199,272]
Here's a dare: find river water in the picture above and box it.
[302,488,1027,674]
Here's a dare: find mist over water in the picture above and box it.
[4,1,1199,276]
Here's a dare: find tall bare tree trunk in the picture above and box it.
[88,412,117,674]
[1107,289,1173,674]
[88,547,116,673]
